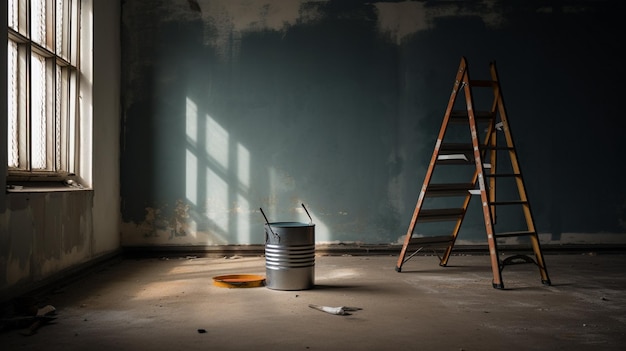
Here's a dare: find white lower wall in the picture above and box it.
[0,1,122,302]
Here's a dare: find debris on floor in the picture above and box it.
[224,255,244,260]
[308,304,362,316]
[1,304,57,336]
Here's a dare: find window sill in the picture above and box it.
[6,181,92,193]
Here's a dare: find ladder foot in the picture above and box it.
[541,279,551,286]
[395,266,402,273]
[492,282,504,289]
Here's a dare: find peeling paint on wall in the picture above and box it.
[374,1,428,45]
[5,254,30,286]
[1,191,95,296]
[138,200,191,239]
[123,198,234,245]
[121,0,626,248]
[137,0,528,56]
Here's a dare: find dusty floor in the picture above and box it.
[1,252,625,350]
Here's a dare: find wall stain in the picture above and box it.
[140,200,191,239]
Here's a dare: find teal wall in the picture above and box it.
[120,0,625,246]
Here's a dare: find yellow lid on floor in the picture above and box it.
[212,274,266,288]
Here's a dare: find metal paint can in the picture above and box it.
[264,222,315,290]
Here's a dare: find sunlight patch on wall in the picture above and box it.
[236,193,251,243]
[206,168,229,234]
[236,142,252,243]
[185,150,198,206]
[183,94,257,243]
[295,203,330,243]
[186,97,198,145]
[237,143,250,189]
[205,115,229,170]
[185,98,199,206]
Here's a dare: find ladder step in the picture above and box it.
[437,143,473,164]
[408,235,454,247]
[417,208,465,222]
[436,157,472,165]
[441,143,516,152]
[439,142,472,152]
[437,154,468,162]
[426,183,475,197]
[494,231,536,238]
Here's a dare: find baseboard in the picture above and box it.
[0,249,123,309]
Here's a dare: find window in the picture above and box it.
[7,0,80,182]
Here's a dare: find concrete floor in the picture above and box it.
[1,251,625,350]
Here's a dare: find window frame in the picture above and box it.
[6,0,83,186]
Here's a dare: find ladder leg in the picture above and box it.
[395,220,416,272]
[396,57,467,272]
[440,191,473,266]
[530,235,551,285]
[488,236,504,289]
[488,60,550,288]
[461,66,505,289]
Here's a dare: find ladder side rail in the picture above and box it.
[490,63,536,233]
[490,64,525,201]
[470,79,501,223]
[486,88,500,223]
[491,64,531,226]
[441,118,496,266]
[489,62,551,285]
[441,59,499,268]
[395,58,469,271]
[488,130,498,222]
[462,67,504,288]
[439,171,477,266]
[480,118,499,223]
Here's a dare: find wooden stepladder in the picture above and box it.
[395,56,551,289]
